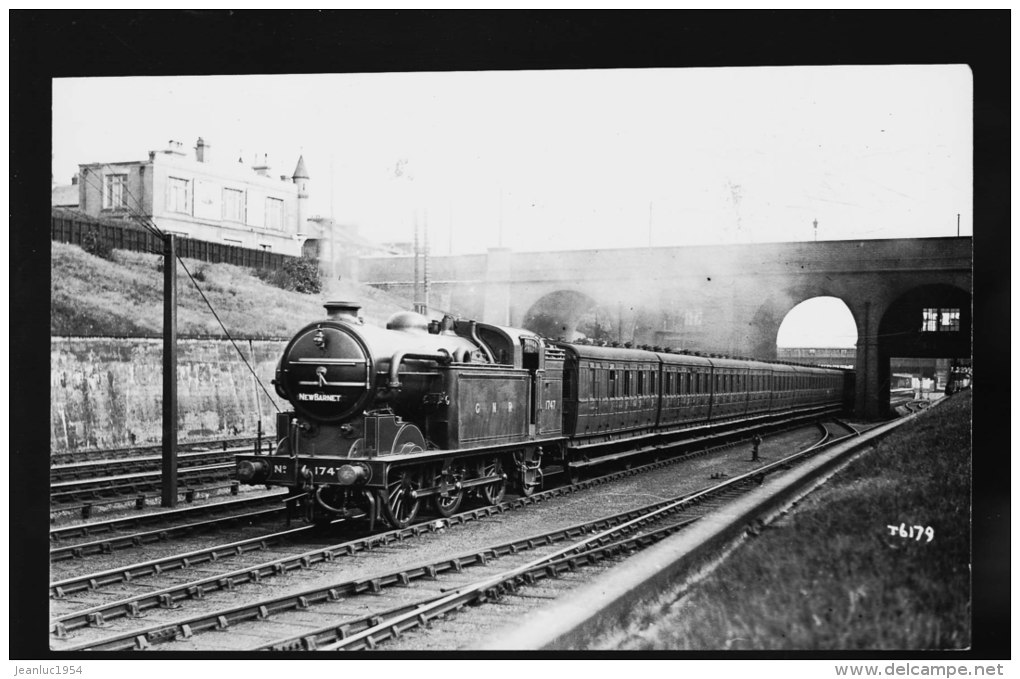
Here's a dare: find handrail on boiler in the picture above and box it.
[387,350,452,389]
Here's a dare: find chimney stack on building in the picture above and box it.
[253,154,270,176]
[196,137,210,163]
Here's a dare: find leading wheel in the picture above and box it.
[381,468,421,529]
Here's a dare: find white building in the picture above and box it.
[76,138,312,256]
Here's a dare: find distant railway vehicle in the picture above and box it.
[891,373,914,392]
[236,302,852,529]
[945,364,972,395]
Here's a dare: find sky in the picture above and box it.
[52,65,972,347]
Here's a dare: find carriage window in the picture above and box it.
[623,370,631,396]
[590,369,597,399]
[609,369,617,397]
[649,371,656,394]
[637,370,644,395]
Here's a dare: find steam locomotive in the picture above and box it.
[236,301,851,529]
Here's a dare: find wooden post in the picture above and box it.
[162,234,179,507]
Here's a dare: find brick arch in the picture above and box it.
[519,289,602,340]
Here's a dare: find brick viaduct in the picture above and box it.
[356,237,972,419]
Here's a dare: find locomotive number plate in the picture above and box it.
[267,460,295,482]
[311,465,347,482]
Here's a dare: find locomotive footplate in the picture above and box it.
[235,437,564,492]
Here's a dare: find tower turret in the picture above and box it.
[292,155,310,234]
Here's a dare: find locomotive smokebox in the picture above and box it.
[324,301,362,323]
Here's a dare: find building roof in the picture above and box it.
[292,155,309,179]
[51,184,79,207]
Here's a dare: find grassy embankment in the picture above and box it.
[51,241,413,337]
[617,391,972,651]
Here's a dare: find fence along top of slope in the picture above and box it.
[51,208,297,272]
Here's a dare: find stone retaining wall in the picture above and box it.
[51,337,288,453]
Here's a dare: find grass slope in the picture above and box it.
[51,241,414,337]
[617,392,973,651]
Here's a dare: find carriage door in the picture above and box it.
[521,338,542,435]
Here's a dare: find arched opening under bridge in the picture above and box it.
[776,296,858,368]
[522,290,609,342]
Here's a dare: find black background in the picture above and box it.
[11,10,1009,660]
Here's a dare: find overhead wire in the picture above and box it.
[74,169,165,254]
[175,255,282,413]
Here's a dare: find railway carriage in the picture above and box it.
[657,352,714,428]
[236,302,852,530]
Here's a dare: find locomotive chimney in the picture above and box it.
[324,301,362,323]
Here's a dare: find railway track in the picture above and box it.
[49,419,855,651]
[50,440,272,518]
[50,492,290,545]
[48,412,832,580]
[51,437,265,467]
[50,462,236,507]
[50,449,241,484]
[50,494,292,563]
[49,438,739,601]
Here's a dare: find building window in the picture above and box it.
[683,309,703,327]
[266,197,285,230]
[922,308,960,332]
[168,177,190,214]
[223,188,244,222]
[104,174,128,209]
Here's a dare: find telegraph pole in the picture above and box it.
[161,234,179,507]
[423,212,430,311]
[813,218,818,242]
[413,213,423,313]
